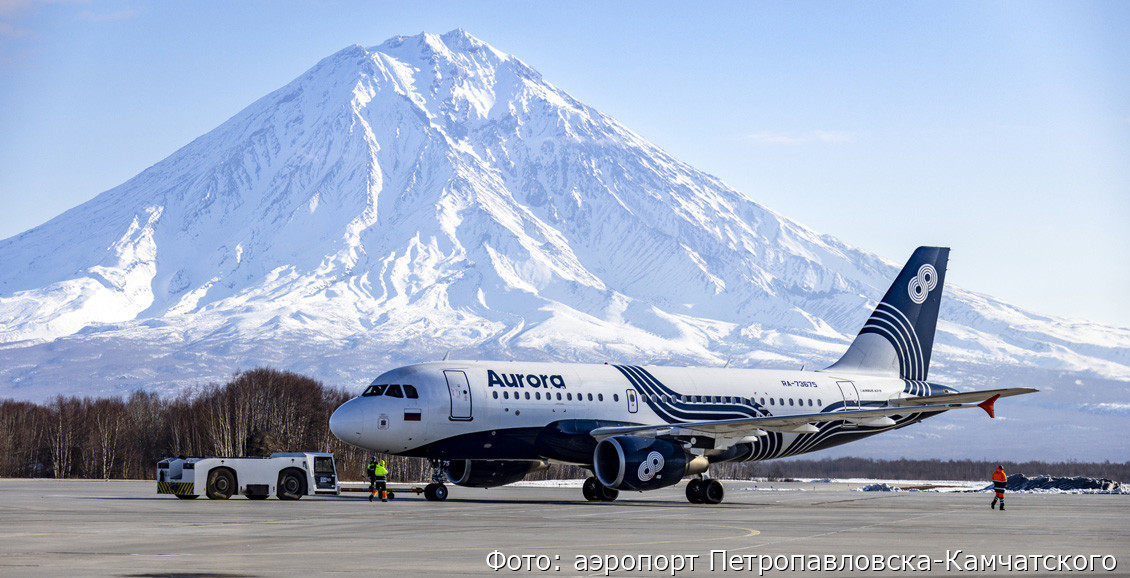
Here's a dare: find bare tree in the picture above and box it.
[89,398,126,479]
[47,396,82,478]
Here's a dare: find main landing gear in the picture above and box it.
[424,459,449,502]
[685,477,724,504]
[582,476,619,502]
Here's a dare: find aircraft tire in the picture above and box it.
[206,468,235,500]
[425,483,449,501]
[582,477,601,501]
[701,479,724,504]
[685,479,704,504]
[596,484,619,502]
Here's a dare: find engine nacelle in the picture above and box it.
[444,460,548,488]
[593,436,689,491]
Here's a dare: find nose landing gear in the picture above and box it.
[424,459,449,501]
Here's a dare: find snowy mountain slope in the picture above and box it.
[1,30,1126,461]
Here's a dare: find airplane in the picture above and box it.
[329,246,1036,504]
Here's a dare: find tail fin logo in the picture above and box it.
[907,264,938,304]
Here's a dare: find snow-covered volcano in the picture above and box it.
[1,30,1126,460]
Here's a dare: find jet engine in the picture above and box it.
[593,436,702,491]
[444,459,548,488]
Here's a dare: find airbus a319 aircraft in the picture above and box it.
[329,247,1035,504]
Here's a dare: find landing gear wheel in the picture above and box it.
[701,479,724,504]
[583,477,601,501]
[277,469,305,500]
[596,483,619,502]
[424,483,449,501]
[206,469,234,500]
[686,478,704,504]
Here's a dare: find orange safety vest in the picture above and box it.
[992,468,1006,482]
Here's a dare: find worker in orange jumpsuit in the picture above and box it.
[990,465,1007,510]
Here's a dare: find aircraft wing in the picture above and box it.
[590,388,1037,445]
[892,387,1037,406]
[589,402,969,441]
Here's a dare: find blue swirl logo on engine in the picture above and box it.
[637,451,664,482]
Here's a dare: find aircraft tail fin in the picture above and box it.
[826,246,950,381]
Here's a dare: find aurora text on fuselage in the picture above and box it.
[487,370,566,389]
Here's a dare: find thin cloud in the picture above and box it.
[77,8,139,22]
[0,0,85,18]
[742,130,854,145]
[0,18,30,37]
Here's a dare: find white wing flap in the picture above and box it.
[589,402,967,441]
[893,387,1037,406]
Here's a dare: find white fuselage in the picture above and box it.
[329,360,940,462]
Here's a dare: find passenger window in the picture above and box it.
[818,399,822,406]
[536,392,541,400]
[789,398,794,406]
[567,393,573,401]
[385,384,403,398]
[403,385,419,399]
[598,394,604,402]
[587,393,593,401]
[769,398,775,406]
[779,398,784,406]
[808,399,813,406]
[525,392,530,400]
[362,384,387,397]
[613,394,619,402]
[493,391,498,399]
[557,393,562,401]
[760,397,766,405]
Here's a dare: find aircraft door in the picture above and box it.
[444,370,473,421]
[836,381,860,409]
[626,389,638,413]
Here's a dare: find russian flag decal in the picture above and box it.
[404,409,422,421]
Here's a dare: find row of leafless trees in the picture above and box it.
[2,369,1124,483]
[0,369,379,480]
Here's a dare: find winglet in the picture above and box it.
[978,394,1001,418]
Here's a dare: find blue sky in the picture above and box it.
[1,1,1128,327]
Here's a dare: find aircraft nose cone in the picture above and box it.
[329,399,366,445]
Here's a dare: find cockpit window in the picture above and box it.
[362,384,387,397]
[403,385,419,399]
[385,384,404,398]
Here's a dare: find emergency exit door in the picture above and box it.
[444,370,472,421]
[836,381,860,409]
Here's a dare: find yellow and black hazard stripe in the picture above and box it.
[158,481,195,496]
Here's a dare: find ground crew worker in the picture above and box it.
[990,465,1007,510]
[367,456,388,502]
